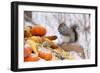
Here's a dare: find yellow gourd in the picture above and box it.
[26,39,38,55]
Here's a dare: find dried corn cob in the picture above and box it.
[26,39,38,55]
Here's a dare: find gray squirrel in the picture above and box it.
[58,23,86,59]
[58,23,78,43]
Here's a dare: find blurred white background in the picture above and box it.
[0,0,99,73]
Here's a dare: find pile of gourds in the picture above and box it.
[24,25,74,62]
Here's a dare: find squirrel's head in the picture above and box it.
[58,23,71,36]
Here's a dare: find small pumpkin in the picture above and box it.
[38,47,52,61]
[24,54,39,62]
[31,25,47,36]
[24,44,32,57]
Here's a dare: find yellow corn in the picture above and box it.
[26,39,38,55]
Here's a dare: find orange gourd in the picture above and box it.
[24,44,32,57]
[31,25,47,36]
[24,54,39,62]
[24,48,32,57]
[38,48,52,61]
